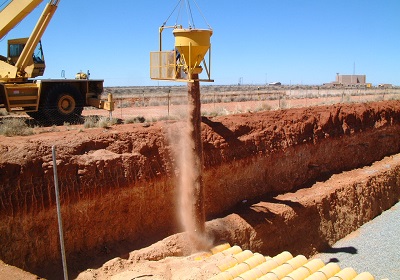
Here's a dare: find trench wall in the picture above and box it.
[0,101,400,275]
[125,153,400,263]
[205,153,400,258]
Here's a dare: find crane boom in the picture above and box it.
[0,0,59,79]
[15,0,59,75]
[0,0,44,40]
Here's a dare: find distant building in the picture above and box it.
[325,74,367,87]
[268,82,281,86]
[336,74,366,85]
[378,84,392,88]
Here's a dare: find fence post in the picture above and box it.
[52,145,69,280]
[168,90,170,117]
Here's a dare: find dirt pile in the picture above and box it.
[0,100,400,278]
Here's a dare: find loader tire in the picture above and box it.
[26,110,47,124]
[43,84,84,125]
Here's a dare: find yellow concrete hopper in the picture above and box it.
[173,28,212,76]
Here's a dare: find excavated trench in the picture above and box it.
[1,100,400,279]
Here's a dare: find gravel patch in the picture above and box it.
[315,201,400,279]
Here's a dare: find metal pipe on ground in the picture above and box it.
[52,145,68,280]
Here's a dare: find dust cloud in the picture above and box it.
[168,101,213,252]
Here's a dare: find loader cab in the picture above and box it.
[8,38,45,77]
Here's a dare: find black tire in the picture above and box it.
[26,110,47,125]
[26,111,42,119]
[42,84,84,125]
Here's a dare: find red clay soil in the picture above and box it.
[76,153,400,279]
[1,100,400,279]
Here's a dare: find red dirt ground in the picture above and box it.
[1,100,400,279]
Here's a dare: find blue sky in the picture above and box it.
[1,0,399,86]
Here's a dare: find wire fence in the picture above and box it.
[0,86,399,128]
[82,86,400,122]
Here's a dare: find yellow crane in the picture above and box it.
[0,0,113,124]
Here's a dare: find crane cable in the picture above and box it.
[175,0,184,27]
[192,0,212,29]
[162,0,212,30]
[161,0,182,27]
[185,0,195,28]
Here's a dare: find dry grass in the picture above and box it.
[0,118,35,136]
[124,116,146,124]
[0,109,9,116]
[83,116,119,128]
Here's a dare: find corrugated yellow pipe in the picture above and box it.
[304,263,341,280]
[259,269,288,280]
[303,259,326,273]
[207,245,378,280]
[328,267,358,280]
[286,255,308,269]
[217,257,241,272]
[211,250,254,280]
[234,268,264,280]
[260,255,308,280]
[233,256,274,279]
[251,260,280,277]
[273,251,294,265]
[209,271,235,280]
[352,272,375,280]
[225,263,252,278]
[282,268,312,280]
[254,252,293,275]
[221,245,243,256]
[231,253,268,280]
[233,250,254,263]
[224,251,292,280]
[243,253,266,268]
[217,250,254,272]
[216,250,249,271]
[207,245,243,264]
[211,243,232,254]
[282,259,326,280]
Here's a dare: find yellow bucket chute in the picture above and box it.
[173,28,212,79]
[150,0,213,82]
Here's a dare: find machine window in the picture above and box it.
[9,43,24,57]
[33,42,44,63]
